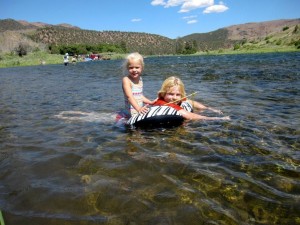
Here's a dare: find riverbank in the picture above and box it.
[198,45,300,55]
[0,47,299,68]
[0,51,126,68]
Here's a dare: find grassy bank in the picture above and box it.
[0,51,126,68]
[0,47,299,68]
[195,45,300,55]
[0,51,62,68]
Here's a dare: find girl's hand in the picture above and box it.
[138,105,150,114]
[221,116,230,120]
[208,107,223,114]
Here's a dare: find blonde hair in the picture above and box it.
[158,76,186,99]
[123,52,144,75]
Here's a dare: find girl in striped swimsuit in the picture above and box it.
[118,52,156,121]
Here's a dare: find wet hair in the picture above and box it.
[122,52,144,75]
[158,76,186,99]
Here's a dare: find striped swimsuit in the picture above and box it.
[124,77,144,116]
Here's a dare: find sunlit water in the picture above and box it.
[0,53,299,225]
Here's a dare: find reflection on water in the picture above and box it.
[0,53,299,224]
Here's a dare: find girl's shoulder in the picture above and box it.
[123,76,130,82]
[122,76,131,86]
[123,76,142,84]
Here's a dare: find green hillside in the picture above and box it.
[180,19,300,53]
[30,26,175,55]
[0,18,299,62]
[179,28,234,51]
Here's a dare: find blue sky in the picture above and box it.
[1,0,299,39]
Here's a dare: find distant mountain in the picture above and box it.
[0,18,80,32]
[226,19,300,40]
[0,18,299,54]
[0,19,37,31]
[180,19,300,51]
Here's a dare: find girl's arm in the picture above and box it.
[188,99,223,114]
[179,109,230,121]
[142,96,157,105]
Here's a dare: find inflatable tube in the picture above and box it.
[127,105,184,128]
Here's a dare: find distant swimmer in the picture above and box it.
[63,53,69,66]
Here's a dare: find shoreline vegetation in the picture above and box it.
[0,46,299,69]
[1,19,299,68]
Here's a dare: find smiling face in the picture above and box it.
[158,76,186,104]
[127,59,143,81]
[163,86,182,104]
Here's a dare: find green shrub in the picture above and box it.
[282,26,289,31]
[15,43,28,57]
[293,25,299,34]
[265,36,272,40]
[33,47,40,52]
[233,44,240,50]
[276,40,282,45]
[294,39,300,49]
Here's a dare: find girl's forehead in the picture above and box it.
[167,86,181,93]
[128,59,141,65]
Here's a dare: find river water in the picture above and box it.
[0,52,299,225]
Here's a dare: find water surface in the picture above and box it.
[0,52,299,225]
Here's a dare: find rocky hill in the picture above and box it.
[0,19,80,32]
[0,18,299,55]
[180,19,300,51]
[30,26,175,55]
[226,19,300,40]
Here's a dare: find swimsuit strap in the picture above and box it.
[180,101,193,112]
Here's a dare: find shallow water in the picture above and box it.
[0,53,299,225]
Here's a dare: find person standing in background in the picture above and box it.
[63,53,69,66]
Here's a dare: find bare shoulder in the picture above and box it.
[122,76,131,85]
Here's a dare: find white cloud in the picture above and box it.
[203,3,228,13]
[182,15,198,24]
[179,0,214,13]
[131,18,142,22]
[151,0,229,15]
[182,15,198,20]
[187,19,198,24]
[151,0,213,11]
[151,0,166,6]
[165,0,185,8]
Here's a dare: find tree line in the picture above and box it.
[48,41,197,56]
[48,42,127,55]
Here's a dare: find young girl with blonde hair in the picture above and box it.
[121,52,155,118]
[154,76,230,121]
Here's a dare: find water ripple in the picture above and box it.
[0,52,299,224]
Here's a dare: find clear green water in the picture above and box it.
[0,52,299,224]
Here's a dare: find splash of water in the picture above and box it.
[54,111,116,123]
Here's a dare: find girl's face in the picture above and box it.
[128,59,143,80]
[164,86,182,104]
